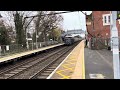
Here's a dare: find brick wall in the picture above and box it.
[86,11,120,49]
[92,11,120,38]
[92,11,110,39]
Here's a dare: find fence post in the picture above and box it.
[32,42,33,50]
[40,43,41,48]
[0,46,1,57]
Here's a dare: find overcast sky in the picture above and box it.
[0,11,92,38]
[61,11,92,31]
[0,11,92,33]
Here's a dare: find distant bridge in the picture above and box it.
[61,29,85,37]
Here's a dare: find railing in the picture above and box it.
[0,41,60,58]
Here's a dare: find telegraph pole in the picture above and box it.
[36,29,38,49]
[111,11,120,79]
[26,29,29,49]
[0,14,2,57]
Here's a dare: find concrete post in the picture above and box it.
[110,11,113,51]
[111,11,120,79]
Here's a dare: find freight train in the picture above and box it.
[62,34,83,45]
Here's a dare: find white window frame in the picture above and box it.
[103,14,112,26]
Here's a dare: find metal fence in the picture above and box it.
[88,37,120,50]
[88,37,111,50]
[0,41,60,58]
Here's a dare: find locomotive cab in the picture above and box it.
[64,35,74,45]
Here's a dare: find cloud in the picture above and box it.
[62,11,92,31]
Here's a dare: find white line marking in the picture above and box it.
[96,51,113,69]
[93,62,97,65]
[89,74,105,79]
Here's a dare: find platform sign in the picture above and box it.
[0,46,1,53]
[6,45,9,51]
[0,46,1,57]
[27,38,32,41]
[40,43,41,47]
[0,46,1,51]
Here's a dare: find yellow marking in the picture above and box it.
[68,57,76,59]
[52,40,85,79]
[62,65,75,71]
[65,60,75,62]
[82,41,85,79]
[61,76,71,79]
[55,63,75,78]
[64,61,76,65]
[56,72,70,79]
[56,68,74,73]
[57,66,74,72]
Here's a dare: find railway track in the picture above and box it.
[0,42,79,79]
[0,45,64,73]
[29,47,72,79]
[0,46,67,79]
[29,43,78,79]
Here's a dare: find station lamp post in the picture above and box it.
[111,11,120,79]
[0,14,2,57]
[36,30,38,49]
[110,11,113,51]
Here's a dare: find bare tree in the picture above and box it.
[3,11,63,48]
[4,11,35,48]
[33,11,63,44]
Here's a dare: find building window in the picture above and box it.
[104,16,107,23]
[103,14,112,26]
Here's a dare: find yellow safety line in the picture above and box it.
[70,40,85,79]
[82,41,85,79]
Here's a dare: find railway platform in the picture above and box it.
[47,40,85,79]
[0,43,64,64]
[47,40,114,79]
[85,48,113,79]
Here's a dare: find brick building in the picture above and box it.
[86,11,120,49]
